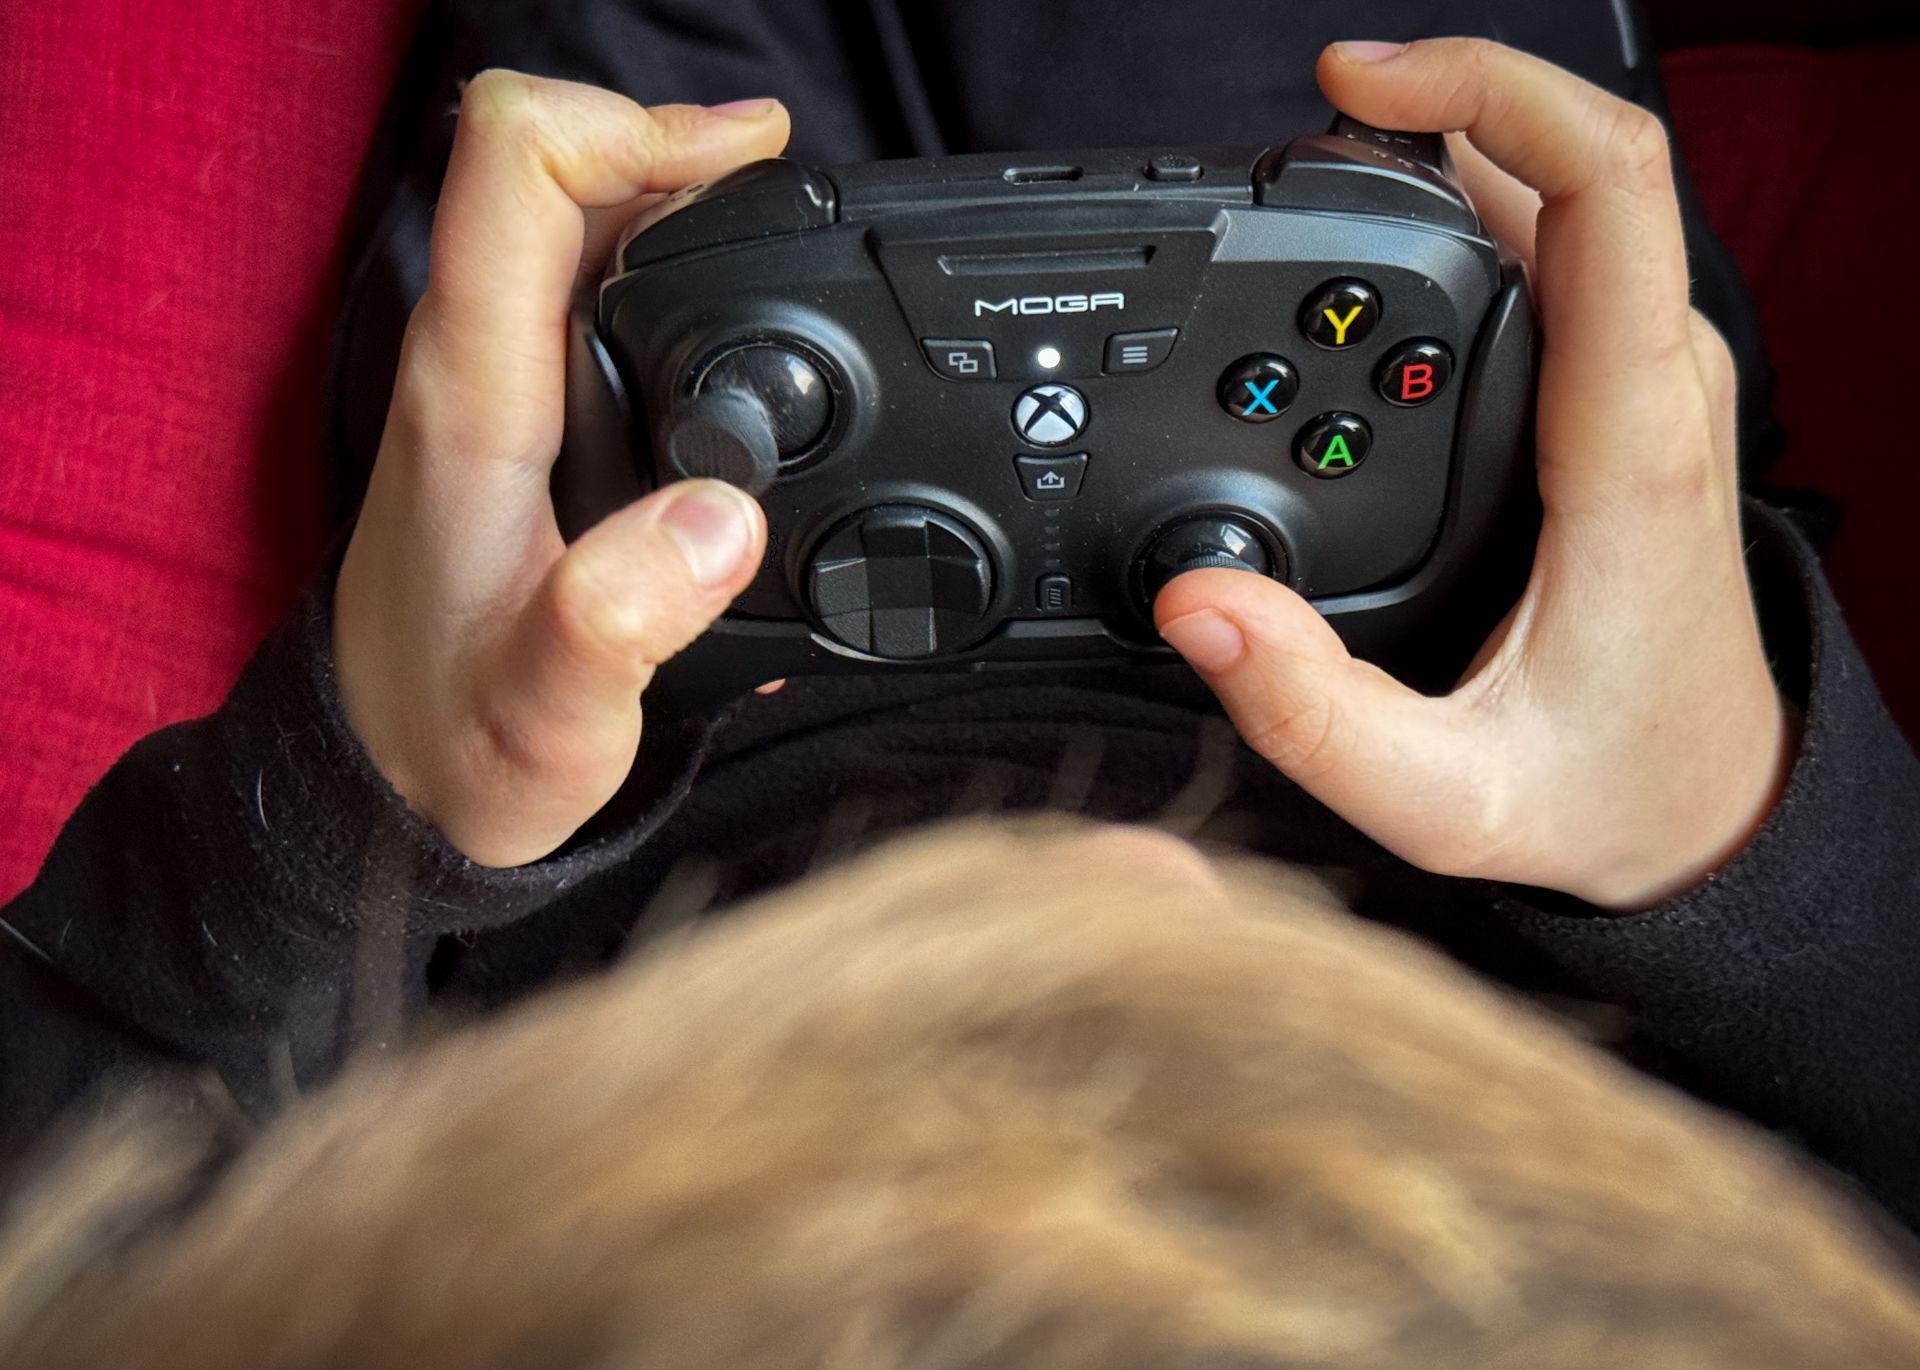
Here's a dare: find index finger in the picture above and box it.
[402,73,791,472]
[1318,40,1705,504]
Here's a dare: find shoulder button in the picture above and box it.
[620,160,838,272]
[1253,126,1479,234]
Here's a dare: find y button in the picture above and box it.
[1300,278,1380,350]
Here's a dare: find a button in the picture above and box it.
[1036,573,1075,611]
[1145,153,1204,183]
[1376,339,1454,407]
[1014,453,1088,501]
[1300,278,1381,350]
[1295,413,1372,478]
[1012,384,1088,446]
[922,339,996,381]
[1103,328,1179,374]
[1218,355,1299,423]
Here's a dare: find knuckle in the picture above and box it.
[459,68,541,132]
[1417,37,1503,120]
[1453,35,1505,76]
[545,552,647,667]
[1403,764,1512,879]
[458,70,579,176]
[1628,412,1719,507]
[1241,694,1343,782]
[1688,311,1738,401]
[1591,98,1672,186]
[467,696,552,779]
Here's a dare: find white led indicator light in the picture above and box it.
[1035,346,1062,370]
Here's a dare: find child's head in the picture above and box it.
[6,820,1918,1368]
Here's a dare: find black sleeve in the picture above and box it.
[1487,501,1920,1230]
[0,552,707,1179]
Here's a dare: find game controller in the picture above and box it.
[556,117,1538,717]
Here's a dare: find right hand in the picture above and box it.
[1154,40,1790,911]
[333,73,791,867]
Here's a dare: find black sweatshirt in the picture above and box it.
[9,0,1913,1241]
[4,500,1919,1239]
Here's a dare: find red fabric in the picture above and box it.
[0,27,1912,900]
[0,1,419,898]
[1661,44,1920,740]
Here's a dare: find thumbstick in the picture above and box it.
[665,343,837,496]
[1139,515,1284,606]
[664,390,781,494]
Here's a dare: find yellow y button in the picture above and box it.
[1301,278,1381,350]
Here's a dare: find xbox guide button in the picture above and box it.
[1012,384,1088,446]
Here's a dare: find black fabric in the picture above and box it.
[7,502,1920,1234]
[12,0,1910,1251]
[0,542,709,1175]
[328,0,1783,519]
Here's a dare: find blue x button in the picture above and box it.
[1219,354,1299,424]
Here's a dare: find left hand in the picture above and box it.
[332,75,790,867]
[1155,39,1792,911]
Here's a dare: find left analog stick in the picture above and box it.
[701,344,832,457]
[665,343,836,495]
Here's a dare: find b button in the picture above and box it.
[1377,339,1454,407]
[1218,354,1299,423]
[1300,278,1380,350]
[1295,413,1371,479]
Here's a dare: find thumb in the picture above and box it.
[1154,570,1493,872]
[491,479,765,752]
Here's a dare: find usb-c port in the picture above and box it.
[1003,165,1083,185]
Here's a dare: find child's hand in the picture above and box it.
[334,73,789,867]
[1156,39,1792,911]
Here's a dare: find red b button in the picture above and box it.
[1376,339,1454,408]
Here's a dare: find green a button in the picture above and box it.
[1295,412,1372,480]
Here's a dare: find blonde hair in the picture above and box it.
[5,819,1919,1368]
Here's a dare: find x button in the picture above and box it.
[1218,354,1299,424]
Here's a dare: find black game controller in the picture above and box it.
[557,118,1538,718]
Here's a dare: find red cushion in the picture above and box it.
[1662,44,1920,741]
[0,1,419,898]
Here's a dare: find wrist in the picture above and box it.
[1580,695,1800,913]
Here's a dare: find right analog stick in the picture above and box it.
[1139,515,1284,607]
